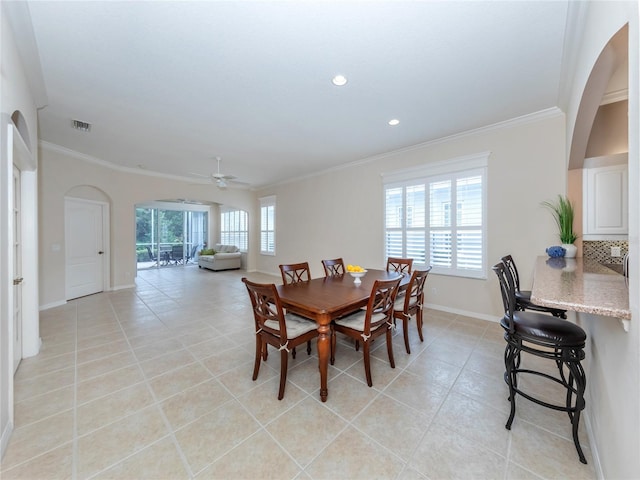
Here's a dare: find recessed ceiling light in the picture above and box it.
[332,75,348,86]
[388,119,400,126]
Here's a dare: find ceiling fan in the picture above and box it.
[190,157,237,188]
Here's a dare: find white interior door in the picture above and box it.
[12,166,22,373]
[65,198,105,300]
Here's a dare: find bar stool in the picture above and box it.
[502,255,567,318]
[493,260,588,464]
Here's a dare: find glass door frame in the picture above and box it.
[136,202,210,271]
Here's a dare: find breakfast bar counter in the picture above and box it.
[531,256,631,320]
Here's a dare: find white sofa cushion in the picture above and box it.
[215,244,240,253]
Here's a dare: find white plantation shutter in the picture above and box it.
[383,153,487,278]
[260,196,276,255]
[220,208,248,251]
[456,175,483,271]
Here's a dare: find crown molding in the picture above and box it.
[42,107,563,192]
[258,107,564,191]
[39,140,200,183]
[601,88,628,105]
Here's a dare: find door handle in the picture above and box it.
[13,277,23,285]
[98,251,104,255]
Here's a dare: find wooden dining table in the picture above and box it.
[276,268,409,402]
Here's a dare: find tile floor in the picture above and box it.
[1,266,597,479]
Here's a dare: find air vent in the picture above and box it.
[72,119,91,132]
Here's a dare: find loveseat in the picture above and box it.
[198,244,242,271]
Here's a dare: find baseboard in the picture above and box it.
[39,300,66,311]
[584,410,604,479]
[1,420,14,460]
[111,283,135,291]
[423,302,499,323]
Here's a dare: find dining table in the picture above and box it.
[276,268,410,402]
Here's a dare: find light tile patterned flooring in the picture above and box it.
[2,266,597,479]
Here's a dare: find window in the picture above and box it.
[383,152,488,278]
[260,196,276,255]
[220,208,248,251]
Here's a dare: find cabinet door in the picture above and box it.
[584,164,628,235]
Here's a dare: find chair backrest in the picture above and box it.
[492,261,516,333]
[172,244,184,259]
[501,255,522,292]
[386,257,413,274]
[322,258,345,277]
[279,262,311,285]
[242,278,289,340]
[397,267,432,314]
[362,277,402,336]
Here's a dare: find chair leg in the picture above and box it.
[307,340,312,355]
[330,330,336,365]
[503,343,518,430]
[292,347,297,359]
[386,328,396,368]
[416,308,424,342]
[363,341,373,387]
[402,316,411,354]
[278,348,289,400]
[253,336,262,381]
[567,358,588,464]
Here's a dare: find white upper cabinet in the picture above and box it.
[583,154,628,238]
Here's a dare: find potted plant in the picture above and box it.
[542,195,578,258]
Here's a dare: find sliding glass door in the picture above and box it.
[136,204,208,270]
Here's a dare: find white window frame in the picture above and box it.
[260,195,276,256]
[220,207,248,252]
[382,152,489,279]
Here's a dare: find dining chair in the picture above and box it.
[171,244,185,265]
[393,266,432,354]
[279,262,311,284]
[386,257,414,274]
[501,255,567,318]
[242,278,319,400]
[145,246,157,262]
[322,258,345,277]
[330,277,402,387]
[279,262,313,356]
[185,244,199,264]
[492,261,587,463]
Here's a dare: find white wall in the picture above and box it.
[255,110,567,320]
[38,144,256,308]
[0,9,40,458]
[566,2,639,479]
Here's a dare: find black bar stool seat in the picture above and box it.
[502,311,586,346]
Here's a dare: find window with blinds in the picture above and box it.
[260,196,276,255]
[220,209,248,251]
[383,153,487,279]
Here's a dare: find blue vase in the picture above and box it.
[546,246,566,258]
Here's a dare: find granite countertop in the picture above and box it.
[531,256,631,320]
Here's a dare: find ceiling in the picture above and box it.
[6,1,575,189]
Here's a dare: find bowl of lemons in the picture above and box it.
[346,264,367,285]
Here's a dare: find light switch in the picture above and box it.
[611,246,621,257]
